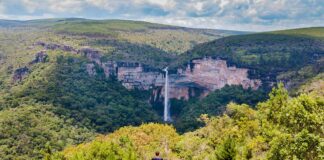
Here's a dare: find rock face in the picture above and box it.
[176,58,261,91]
[30,51,48,64]
[12,50,49,82]
[13,67,29,82]
[116,62,164,90]
[86,63,97,76]
[35,42,78,53]
[88,57,262,101]
[34,42,262,100]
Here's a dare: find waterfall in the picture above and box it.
[163,67,171,122]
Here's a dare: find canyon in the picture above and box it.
[107,57,261,101]
[14,42,262,100]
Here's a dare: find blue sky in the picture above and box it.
[0,0,323,31]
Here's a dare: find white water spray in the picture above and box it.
[163,67,171,122]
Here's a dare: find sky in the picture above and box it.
[0,0,323,31]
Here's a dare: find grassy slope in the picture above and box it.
[271,27,324,39]
[28,18,243,53]
[0,18,243,73]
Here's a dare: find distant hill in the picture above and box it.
[184,27,324,91]
[0,18,246,54]
[0,19,24,27]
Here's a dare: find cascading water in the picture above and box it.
[163,67,171,122]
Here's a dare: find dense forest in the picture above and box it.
[0,19,323,159]
[181,28,324,89]
[48,84,324,160]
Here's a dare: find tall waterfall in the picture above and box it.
[163,67,171,122]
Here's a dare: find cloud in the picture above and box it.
[134,0,176,10]
[0,0,322,31]
[48,0,84,13]
[21,0,39,13]
[19,0,84,13]
[0,13,54,20]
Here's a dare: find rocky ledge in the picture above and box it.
[21,42,262,101]
[99,57,261,101]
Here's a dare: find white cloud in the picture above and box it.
[134,0,176,10]
[0,0,322,31]
[48,0,84,13]
[0,2,5,14]
[85,0,117,12]
[21,0,40,13]
[84,0,176,12]
[0,13,55,20]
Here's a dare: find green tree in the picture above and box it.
[214,137,237,160]
[0,105,94,160]
[258,83,324,160]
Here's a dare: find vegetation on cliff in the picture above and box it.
[2,54,160,133]
[183,27,324,89]
[0,19,323,159]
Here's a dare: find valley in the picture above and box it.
[0,19,323,160]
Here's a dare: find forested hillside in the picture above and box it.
[0,19,323,159]
[182,27,324,90]
[49,84,324,160]
[0,19,244,159]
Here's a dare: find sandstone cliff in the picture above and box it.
[28,42,261,101]
[105,57,261,100]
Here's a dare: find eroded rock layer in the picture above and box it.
[95,57,261,100]
[27,42,261,100]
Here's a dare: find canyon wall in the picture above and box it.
[18,42,261,101]
[105,57,261,100]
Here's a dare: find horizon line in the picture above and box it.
[0,17,323,32]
